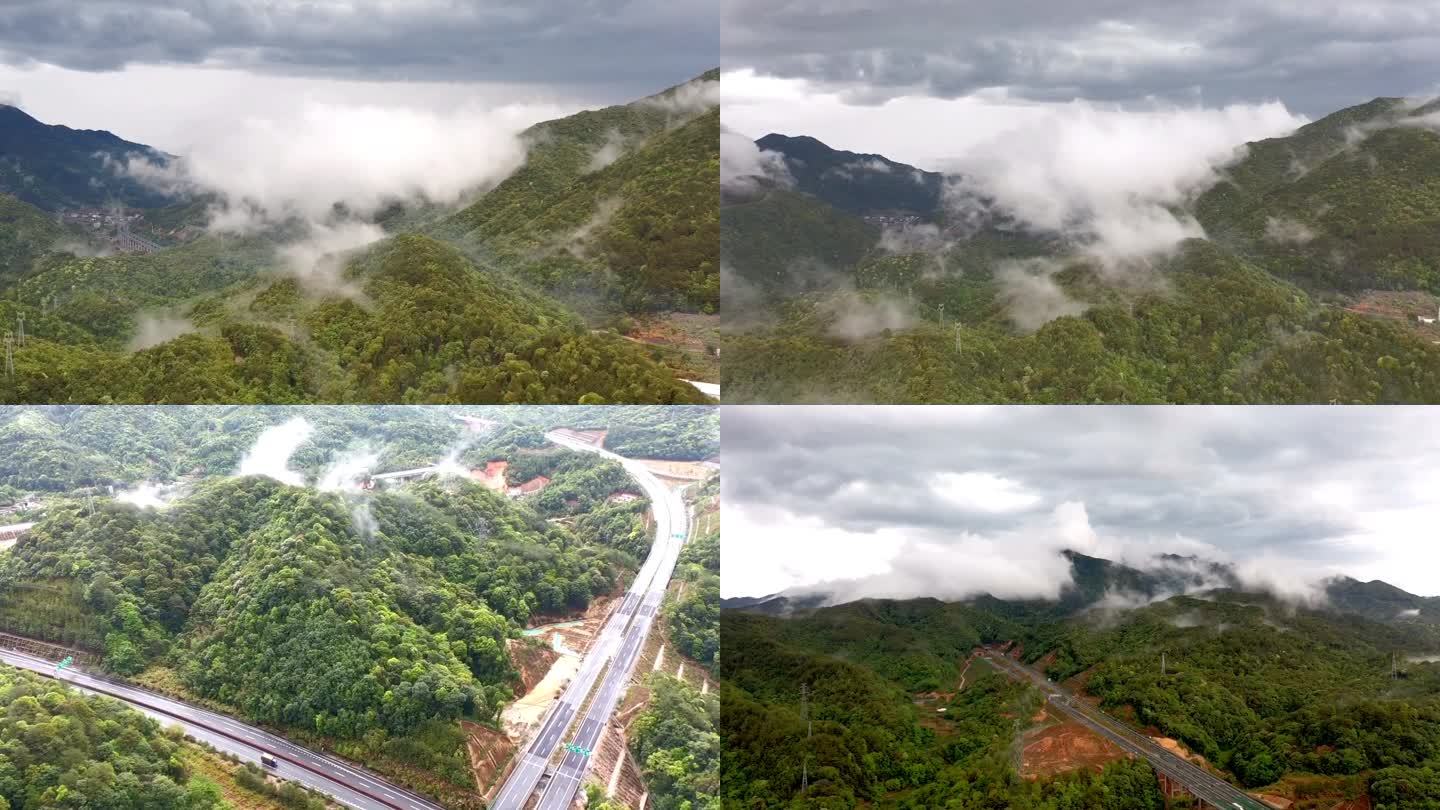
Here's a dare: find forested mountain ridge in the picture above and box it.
[1196,96,1440,294]
[724,99,1440,404]
[725,231,1440,404]
[436,71,719,314]
[726,549,1436,630]
[721,189,878,291]
[0,73,720,403]
[0,477,603,705]
[0,193,69,291]
[724,605,1168,809]
[722,551,1440,808]
[0,104,179,211]
[0,234,712,404]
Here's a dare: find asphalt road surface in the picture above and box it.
[984,653,1269,810]
[0,648,445,810]
[490,432,690,810]
[535,491,686,810]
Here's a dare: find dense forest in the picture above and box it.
[0,74,718,404]
[0,663,300,809]
[724,609,1166,809]
[723,98,1440,404]
[0,477,605,727]
[0,234,710,405]
[667,475,719,669]
[0,405,716,807]
[721,563,1440,808]
[631,675,722,810]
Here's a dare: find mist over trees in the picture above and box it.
[722,98,1440,404]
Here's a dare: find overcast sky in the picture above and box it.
[722,0,1440,169]
[0,0,717,150]
[722,407,1440,602]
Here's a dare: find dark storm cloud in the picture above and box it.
[723,0,1440,113]
[0,1,716,91]
[723,406,1435,561]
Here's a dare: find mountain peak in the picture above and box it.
[0,104,176,210]
[749,132,945,218]
[0,104,51,132]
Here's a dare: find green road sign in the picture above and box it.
[563,743,592,756]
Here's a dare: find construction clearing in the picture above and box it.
[498,596,618,735]
[1018,707,1128,779]
[636,459,716,482]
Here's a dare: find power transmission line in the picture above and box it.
[800,683,811,796]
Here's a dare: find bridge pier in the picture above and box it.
[1157,771,1212,808]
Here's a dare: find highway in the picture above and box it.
[490,431,690,810]
[0,648,445,810]
[983,652,1269,810]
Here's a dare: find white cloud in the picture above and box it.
[822,291,916,341]
[723,67,1307,273]
[930,472,1040,513]
[236,417,314,487]
[721,69,1042,171]
[877,222,953,258]
[994,259,1089,331]
[1264,216,1318,244]
[0,62,584,155]
[811,532,1079,604]
[722,501,907,598]
[115,482,172,510]
[128,100,549,232]
[1233,553,1335,608]
[317,447,380,493]
[276,220,386,295]
[127,314,196,351]
[720,126,793,194]
[943,100,1306,265]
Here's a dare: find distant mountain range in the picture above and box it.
[0,105,180,211]
[723,548,1440,625]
